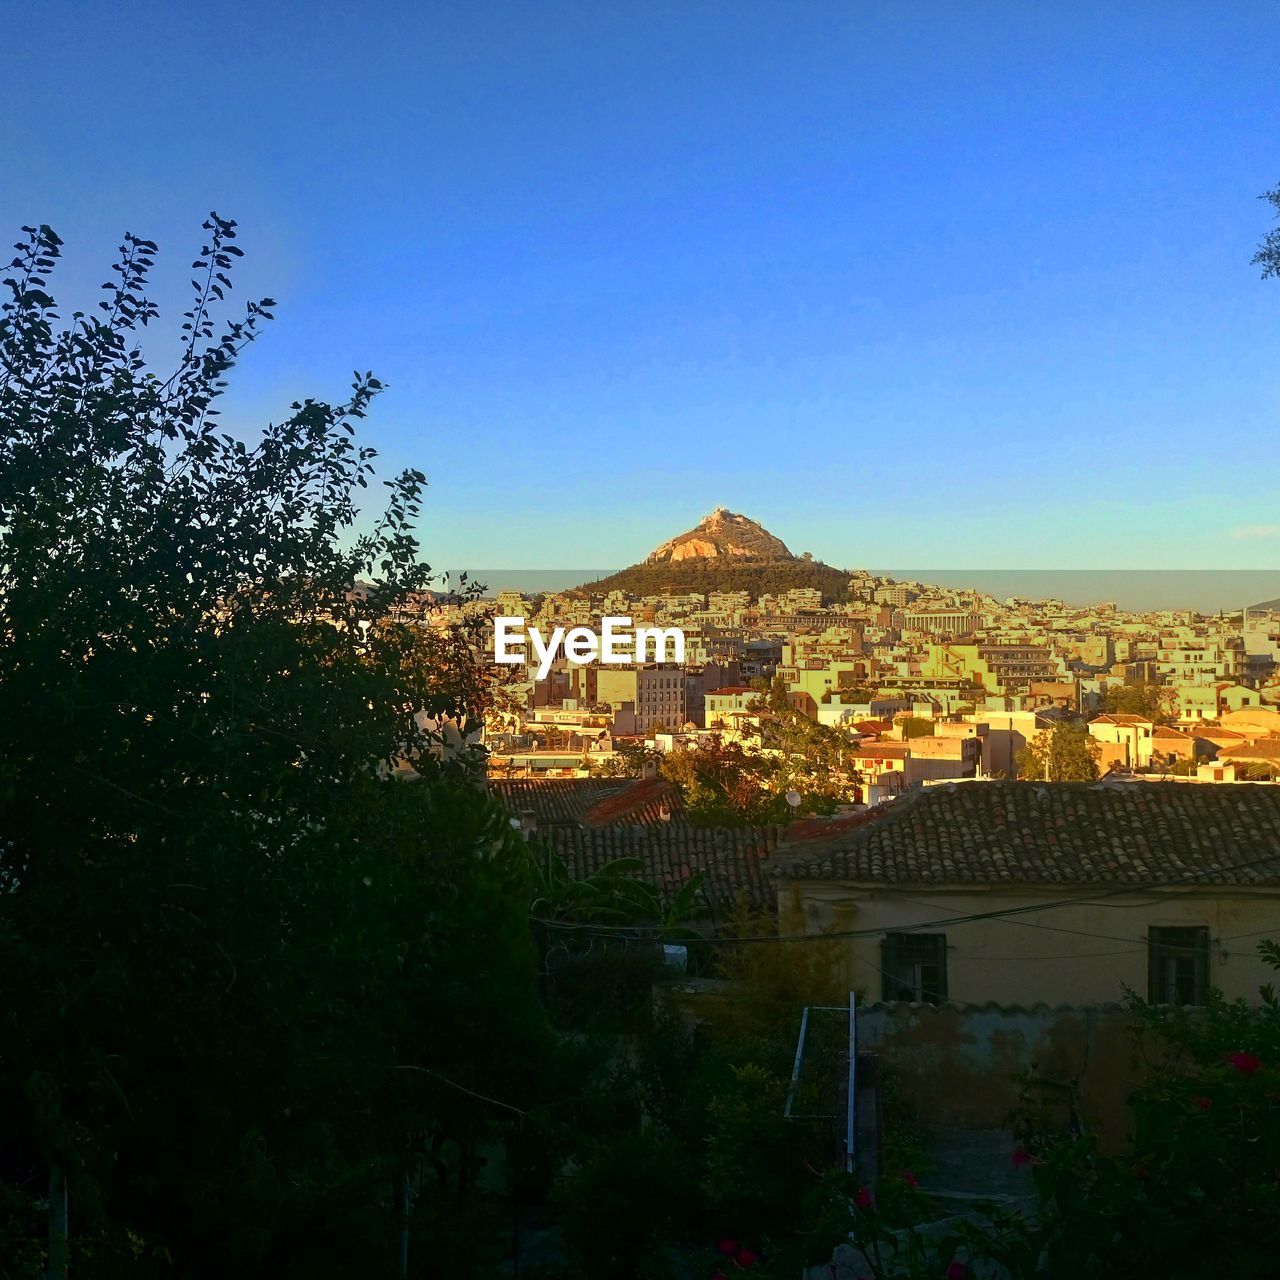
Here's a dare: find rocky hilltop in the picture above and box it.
[575,508,849,603]
[645,506,795,564]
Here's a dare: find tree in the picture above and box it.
[559,1131,697,1280]
[660,738,794,825]
[839,685,876,703]
[984,939,1280,1278]
[0,219,548,1276]
[1103,682,1175,723]
[589,738,659,778]
[751,678,863,809]
[1253,182,1280,277]
[1016,721,1101,781]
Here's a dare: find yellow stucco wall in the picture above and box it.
[594,667,639,708]
[786,881,1280,1006]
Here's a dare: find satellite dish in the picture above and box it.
[786,790,802,808]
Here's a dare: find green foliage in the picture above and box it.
[559,1131,696,1280]
[1016,720,1101,780]
[753,679,864,810]
[660,738,796,825]
[524,841,708,1033]
[588,738,659,778]
[0,220,548,1275]
[991,951,1280,1278]
[702,1064,824,1245]
[0,1180,43,1280]
[1253,181,1280,278]
[522,903,851,1278]
[838,685,877,703]
[1102,681,1175,723]
[575,558,853,605]
[792,940,1280,1280]
[528,849,663,927]
[660,679,861,824]
[712,900,846,1041]
[878,1063,930,1179]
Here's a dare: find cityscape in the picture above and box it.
[456,506,1280,792]
[4,4,1280,1279]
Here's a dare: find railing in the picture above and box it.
[783,994,864,1174]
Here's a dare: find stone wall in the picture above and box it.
[859,1000,1143,1153]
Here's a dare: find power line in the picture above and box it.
[837,925,1280,1006]
[530,844,1280,946]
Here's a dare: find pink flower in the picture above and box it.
[946,1263,967,1280]
[900,1170,919,1188]
[717,1239,738,1256]
[1193,1095,1213,1110]
[735,1248,759,1267]
[1010,1146,1034,1167]
[1227,1051,1263,1075]
[854,1184,874,1209]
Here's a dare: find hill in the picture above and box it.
[576,559,852,602]
[646,506,794,563]
[573,507,851,603]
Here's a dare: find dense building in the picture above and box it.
[475,562,1279,785]
[902,608,982,636]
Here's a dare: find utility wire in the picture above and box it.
[530,843,1280,945]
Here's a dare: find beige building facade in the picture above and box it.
[773,781,1280,1007]
[785,880,1280,1006]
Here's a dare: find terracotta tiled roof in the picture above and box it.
[1193,728,1246,746]
[490,776,684,828]
[782,808,893,844]
[582,776,685,826]
[1220,738,1280,764]
[547,824,782,912]
[773,781,1280,887]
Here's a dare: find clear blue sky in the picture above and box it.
[4,1,1279,571]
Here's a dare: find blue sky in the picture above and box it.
[4,1,1279,571]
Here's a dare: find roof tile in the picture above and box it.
[774,781,1280,887]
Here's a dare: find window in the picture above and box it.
[1148,926,1209,1005]
[881,933,948,1003]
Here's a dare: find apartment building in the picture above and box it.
[1089,714,1156,770]
[874,584,919,608]
[704,685,758,728]
[922,642,1061,693]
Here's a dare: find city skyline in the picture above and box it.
[453,568,1280,616]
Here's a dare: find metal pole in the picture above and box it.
[783,1006,811,1119]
